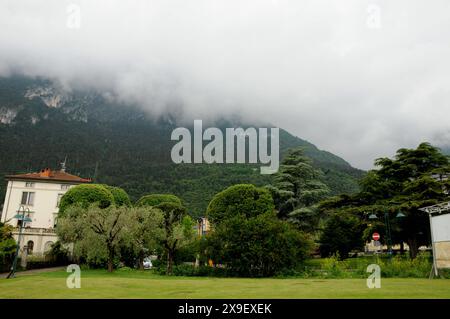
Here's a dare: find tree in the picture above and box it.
[122,207,164,269]
[155,202,195,275]
[363,143,449,258]
[136,194,182,207]
[267,148,329,232]
[203,184,312,277]
[103,185,131,207]
[320,143,450,258]
[319,213,365,259]
[205,212,313,277]
[0,222,16,272]
[59,184,114,215]
[57,205,132,272]
[206,184,275,225]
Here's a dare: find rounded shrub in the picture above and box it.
[136,194,182,207]
[59,184,114,215]
[206,184,275,225]
[103,185,131,207]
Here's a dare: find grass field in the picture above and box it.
[0,269,449,299]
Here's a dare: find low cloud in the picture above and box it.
[1,0,449,169]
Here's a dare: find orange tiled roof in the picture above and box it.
[5,168,91,183]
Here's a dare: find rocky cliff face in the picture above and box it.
[0,107,18,124]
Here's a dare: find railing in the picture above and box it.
[13,227,57,235]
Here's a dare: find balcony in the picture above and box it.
[13,227,57,235]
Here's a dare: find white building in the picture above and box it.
[1,167,90,256]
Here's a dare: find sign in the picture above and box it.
[372,232,380,241]
[430,213,450,269]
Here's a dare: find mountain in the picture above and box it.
[440,146,450,156]
[0,76,364,216]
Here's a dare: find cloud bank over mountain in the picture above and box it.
[1,0,449,169]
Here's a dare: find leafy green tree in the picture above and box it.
[267,148,329,232]
[57,205,133,272]
[136,194,182,207]
[204,184,312,277]
[103,185,131,207]
[0,222,16,272]
[319,213,365,259]
[206,184,274,225]
[205,212,313,277]
[121,207,164,269]
[59,184,114,215]
[155,202,195,275]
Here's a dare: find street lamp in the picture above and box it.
[396,211,406,218]
[6,205,32,279]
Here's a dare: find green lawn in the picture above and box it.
[0,269,449,299]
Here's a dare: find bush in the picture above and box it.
[45,241,70,265]
[173,239,200,264]
[296,253,437,279]
[205,212,313,277]
[319,212,365,259]
[375,254,432,278]
[0,223,16,272]
[59,184,115,215]
[136,194,182,207]
[320,254,350,278]
[206,184,275,225]
[25,256,54,270]
[24,242,71,270]
[103,185,131,207]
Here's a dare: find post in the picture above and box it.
[384,210,393,257]
[7,206,27,278]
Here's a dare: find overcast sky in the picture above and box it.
[1,0,450,169]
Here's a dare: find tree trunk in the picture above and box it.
[138,250,144,270]
[107,249,114,272]
[407,238,418,259]
[167,250,174,275]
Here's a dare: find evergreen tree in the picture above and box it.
[267,148,329,232]
[320,143,450,259]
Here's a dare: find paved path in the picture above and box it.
[0,266,65,278]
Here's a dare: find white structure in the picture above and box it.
[1,167,90,256]
[420,202,450,276]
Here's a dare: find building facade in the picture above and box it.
[1,167,90,256]
[196,217,211,237]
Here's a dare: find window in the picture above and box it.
[21,192,35,206]
[26,241,34,255]
[25,182,35,188]
[56,193,64,207]
[61,184,71,190]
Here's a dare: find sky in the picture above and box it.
[1,0,450,169]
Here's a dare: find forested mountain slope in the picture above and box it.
[0,76,364,215]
